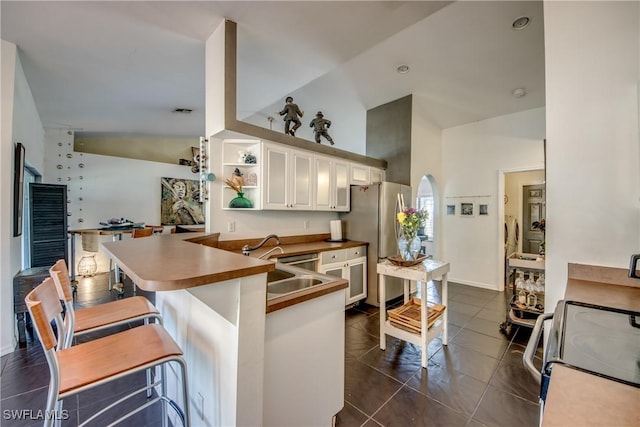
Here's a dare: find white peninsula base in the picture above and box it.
[263,289,345,427]
[155,274,345,427]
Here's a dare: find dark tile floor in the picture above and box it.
[2,274,542,427]
[337,280,543,427]
[1,274,162,427]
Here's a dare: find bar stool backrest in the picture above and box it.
[132,227,154,238]
[49,260,76,349]
[25,277,64,352]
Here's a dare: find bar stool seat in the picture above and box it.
[50,259,160,346]
[25,277,190,427]
[57,323,181,395]
[73,296,159,335]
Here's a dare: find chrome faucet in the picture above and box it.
[258,246,284,260]
[242,234,281,256]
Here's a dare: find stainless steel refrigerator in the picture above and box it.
[340,182,412,306]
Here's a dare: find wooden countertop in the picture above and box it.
[102,232,352,312]
[542,263,640,426]
[542,365,640,427]
[266,278,348,314]
[230,238,368,259]
[565,263,640,311]
[103,233,274,292]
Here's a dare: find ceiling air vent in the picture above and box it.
[173,108,193,114]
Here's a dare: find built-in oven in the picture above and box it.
[277,253,319,272]
[524,300,640,410]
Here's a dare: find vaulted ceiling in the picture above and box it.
[1,1,545,138]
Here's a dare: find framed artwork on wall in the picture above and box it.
[479,204,488,216]
[446,204,456,215]
[13,142,25,237]
[460,202,474,217]
[160,177,205,225]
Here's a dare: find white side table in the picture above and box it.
[377,259,450,368]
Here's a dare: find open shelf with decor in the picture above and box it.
[221,139,261,210]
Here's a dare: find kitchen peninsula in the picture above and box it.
[103,233,348,427]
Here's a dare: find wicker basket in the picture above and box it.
[387,297,446,333]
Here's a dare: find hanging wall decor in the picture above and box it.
[160,177,205,225]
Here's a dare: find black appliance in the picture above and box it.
[524,300,640,403]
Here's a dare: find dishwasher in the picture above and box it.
[277,253,319,272]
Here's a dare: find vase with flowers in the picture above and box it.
[224,171,253,209]
[396,207,429,261]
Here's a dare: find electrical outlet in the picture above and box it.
[228,221,236,232]
[304,220,310,229]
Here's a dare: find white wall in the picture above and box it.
[412,96,444,259]
[1,41,46,355]
[544,1,640,313]
[42,129,199,273]
[441,108,545,289]
[243,70,367,155]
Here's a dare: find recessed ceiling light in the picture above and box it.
[512,88,527,98]
[396,64,410,74]
[173,108,193,114]
[512,16,530,30]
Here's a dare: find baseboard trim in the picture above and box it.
[448,278,501,291]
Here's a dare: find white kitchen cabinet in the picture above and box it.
[264,289,345,427]
[350,163,370,185]
[370,167,385,183]
[221,139,261,210]
[318,246,367,305]
[350,164,386,185]
[262,143,313,210]
[314,155,350,212]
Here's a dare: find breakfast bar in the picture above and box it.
[102,233,347,427]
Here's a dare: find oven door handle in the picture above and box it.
[523,312,554,385]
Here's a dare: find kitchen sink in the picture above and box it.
[267,268,296,283]
[266,263,335,299]
[268,276,322,295]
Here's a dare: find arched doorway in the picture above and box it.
[416,174,439,259]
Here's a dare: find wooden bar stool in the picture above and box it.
[25,277,190,427]
[50,259,161,397]
[49,259,161,348]
[132,226,154,238]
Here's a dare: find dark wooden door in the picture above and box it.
[522,184,545,254]
[29,183,68,268]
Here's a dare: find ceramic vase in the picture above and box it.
[228,192,253,209]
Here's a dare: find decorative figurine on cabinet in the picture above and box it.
[310,111,335,145]
[278,96,304,136]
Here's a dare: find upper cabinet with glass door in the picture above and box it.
[262,143,313,210]
[314,155,350,212]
